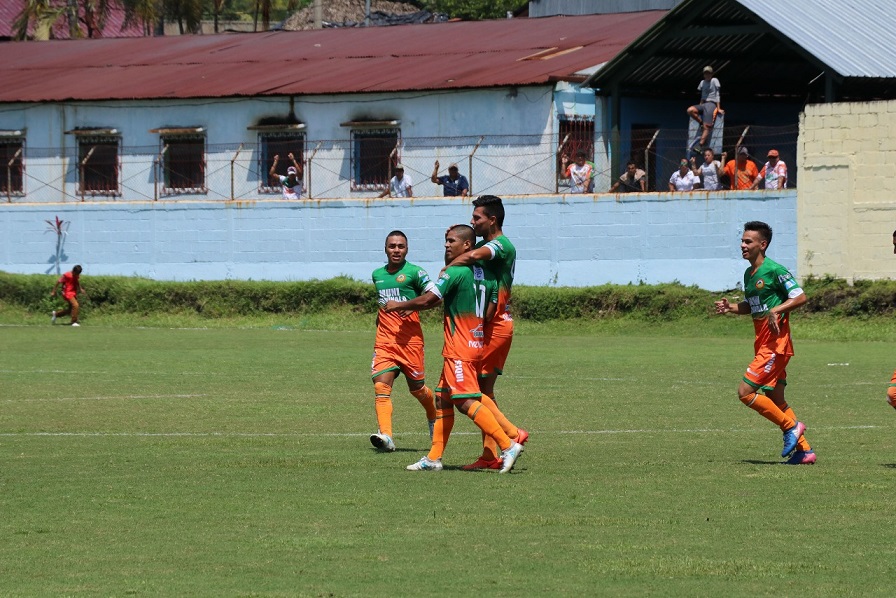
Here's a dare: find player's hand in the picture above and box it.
[714,297,732,314]
[767,311,781,335]
[383,300,400,313]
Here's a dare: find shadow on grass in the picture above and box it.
[741,459,782,465]
[881,463,896,469]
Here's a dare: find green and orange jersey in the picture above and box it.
[373,261,434,346]
[432,264,497,361]
[743,257,804,356]
[475,234,515,337]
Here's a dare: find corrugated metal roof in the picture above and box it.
[0,12,666,103]
[738,0,896,78]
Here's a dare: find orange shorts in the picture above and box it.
[436,358,482,400]
[480,333,512,377]
[743,347,789,392]
[371,344,425,382]
[890,370,896,386]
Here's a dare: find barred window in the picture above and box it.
[557,115,594,176]
[259,132,305,194]
[78,136,120,196]
[351,128,399,191]
[160,134,206,194]
[0,138,24,197]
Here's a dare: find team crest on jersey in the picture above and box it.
[396,274,406,283]
[755,279,765,289]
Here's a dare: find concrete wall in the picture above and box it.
[0,191,796,290]
[798,101,896,282]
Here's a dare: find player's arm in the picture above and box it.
[383,291,441,313]
[445,245,492,270]
[50,278,60,296]
[715,297,749,315]
[767,289,806,334]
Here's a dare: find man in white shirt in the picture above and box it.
[752,149,788,190]
[269,152,303,199]
[379,164,413,198]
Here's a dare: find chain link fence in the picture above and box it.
[1,124,799,203]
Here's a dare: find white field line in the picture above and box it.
[0,425,883,438]
[4,394,206,403]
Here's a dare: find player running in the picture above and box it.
[715,221,815,464]
[384,224,525,473]
[369,231,438,452]
[51,264,85,327]
[444,195,528,470]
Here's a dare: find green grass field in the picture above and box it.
[2,319,895,596]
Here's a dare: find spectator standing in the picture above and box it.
[753,149,788,190]
[691,148,725,190]
[722,147,759,190]
[687,66,723,153]
[609,161,647,193]
[269,153,304,199]
[379,164,413,198]
[561,151,594,194]
[669,159,698,191]
[431,161,469,197]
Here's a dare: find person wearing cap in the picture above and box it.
[722,146,759,190]
[686,66,723,154]
[431,160,469,197]
[753,149,788,190]
[269,152,304,199]
[378,164,413,198]
[669,158,698,191]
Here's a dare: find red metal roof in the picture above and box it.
[0,12,666,102]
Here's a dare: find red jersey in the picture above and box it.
[59,271,80,299]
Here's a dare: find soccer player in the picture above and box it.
[887,230,896,410]
[444,195,527,470]
[715,221,816,464]
[50,264,85,327]
[369,231,438,452]
[383,224,525,473]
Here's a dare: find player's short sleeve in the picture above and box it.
[774,264,804,299]
[413,266,436,295]
[483,238,508,261]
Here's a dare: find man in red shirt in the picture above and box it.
[51,265,85,326]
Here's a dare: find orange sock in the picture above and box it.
[480,394,518,439]
[782,406,811,452]
[374,382,393,437]
[410,386,437,421]
[427,407,455,461]
[741,392,794,431]
[466,401,512,451]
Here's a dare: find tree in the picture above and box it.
[419,0,525,20]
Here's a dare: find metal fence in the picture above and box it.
[1,124,799,202]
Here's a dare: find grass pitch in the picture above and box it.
[1,320,895,596]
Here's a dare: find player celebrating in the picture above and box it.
[369,231,438,452]
[715,221,815,464]
[50,264,85,327]
[444,195,527,470]
[384,224,525,473]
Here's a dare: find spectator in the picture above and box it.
[561,151,594,194]
[51,264,85,326]
[431,161,469,197]
[722,147,759,190]
[687,66,724,154]
[379,164,413,198]
[609,161,647,193]
[753,149,788,190]
[669,159,698,191]
[269,152,304,199]
[691,148,725,190]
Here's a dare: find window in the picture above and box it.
[78,135,120,196]
[150,128,207,195]
[258,132,305,194]
[0,137,24,197]
[351,128,399,191]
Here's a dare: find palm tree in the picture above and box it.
[14,0,68,40]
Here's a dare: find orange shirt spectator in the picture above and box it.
[722,147,759,190]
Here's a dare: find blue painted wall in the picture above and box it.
[0,191,796,291]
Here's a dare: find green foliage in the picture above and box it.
[6,271,896,323]
[419,0,524,20]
